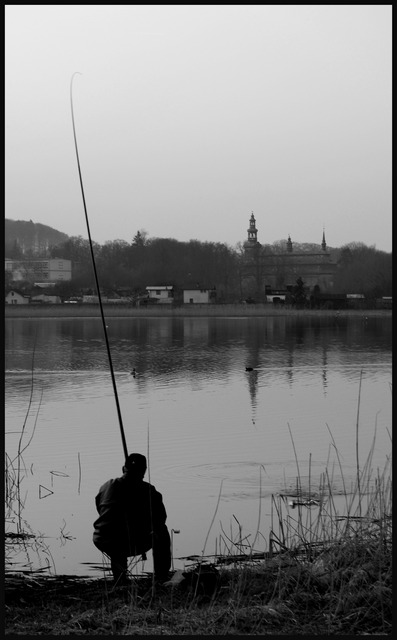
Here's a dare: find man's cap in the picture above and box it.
[124,453,147,474]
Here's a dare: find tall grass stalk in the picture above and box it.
[251,464,264,553]
[355,369,363,516]
[201,480,223,560]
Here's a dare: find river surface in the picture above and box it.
[5,314,392,577]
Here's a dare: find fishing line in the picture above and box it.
[70,72,128,461]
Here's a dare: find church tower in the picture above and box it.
[244,212,259,249]
[243,212,262,299]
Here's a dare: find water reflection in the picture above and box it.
[5,315,392,381]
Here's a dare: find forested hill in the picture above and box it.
[5,219,69,257]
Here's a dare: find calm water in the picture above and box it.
[5,315,392,576]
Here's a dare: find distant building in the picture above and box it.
[265,290,287,304]
[183,286,217,304]
[33,282,57,289]
[31,294,61,304]
[377,296,392,309]
[5,259,25,281]
[145,285,174,304]
[4,258,72,282]
[82,295,100,304]
[5,290,30,304]
[242,212,338,298]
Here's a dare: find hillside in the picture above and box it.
[5,219,69,257]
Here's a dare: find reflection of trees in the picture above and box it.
[5,317,392,397]
[246,370,259,417]
[322,343,328,394]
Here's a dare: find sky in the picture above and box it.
[5,5,392,252]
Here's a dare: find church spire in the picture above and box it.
[321,228,326,251]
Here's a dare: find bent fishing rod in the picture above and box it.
[70,72,128,461]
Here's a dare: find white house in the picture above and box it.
[183,287,217,304]
[5,290,30,305]
[266,294,286,303]
[145,286,174,304]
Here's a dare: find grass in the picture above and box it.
[4,514,392,635]
[5,357,392,635]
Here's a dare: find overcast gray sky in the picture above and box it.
[5,5,392,251]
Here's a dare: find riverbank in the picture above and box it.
[4,303,392,319]
[5,531,392,636]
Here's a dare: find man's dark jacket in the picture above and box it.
[93,474,168,554]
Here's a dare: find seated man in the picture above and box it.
[93,453,171,585]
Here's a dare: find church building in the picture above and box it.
[243,212,338,298]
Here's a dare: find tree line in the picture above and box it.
[5,231,392,302]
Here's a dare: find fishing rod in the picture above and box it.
[70,72,128,461]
